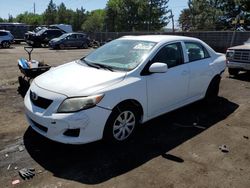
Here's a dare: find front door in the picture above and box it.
[146,42,190,118]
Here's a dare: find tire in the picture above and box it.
[59,44,65,50]
[82,42,88,49]
[104,105,139,144]
[32,42,41,48]
[204,76,221,103]
[2,41,10,48]
[228,68,239,76]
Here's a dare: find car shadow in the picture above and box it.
[23,97,238,184]
[229,72,250,82]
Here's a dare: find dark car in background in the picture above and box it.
[25,28,65,47]
[0,23,31,43]
[49,32,90,49]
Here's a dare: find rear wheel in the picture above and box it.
[228,68,239,76]
[104,105,139,144]
[32,42,41,48]
[82,42,88,49]
[2,41,10,48]
[204,76,221,103]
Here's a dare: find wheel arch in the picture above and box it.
[112,99,144,123]
[204,73,221,101]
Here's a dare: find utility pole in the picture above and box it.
[33,2,36,14]
[148,0,152,32]
[170,10,174,32]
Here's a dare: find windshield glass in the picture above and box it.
[83,39,156,71]
[36,28,47,35]
[58,33,70,39]
[245,38,250,44]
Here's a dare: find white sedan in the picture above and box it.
[24,35,226,144]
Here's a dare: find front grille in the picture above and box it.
[30,118,48,133]
[233,50,250,63]
[30,91,53,109]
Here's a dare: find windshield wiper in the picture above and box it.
[80,59,114,71]
[81,59,100,69]
[92,63,114,72]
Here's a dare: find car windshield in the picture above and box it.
[58,33,70,39]
[34,27,46,33]
[244,38,250,44]
[83,39,156,71]
[36,28,47,35]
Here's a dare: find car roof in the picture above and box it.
[46,29,63,31]
[120,35,201,43]
[0,30,10,33]
[68,32,86,35]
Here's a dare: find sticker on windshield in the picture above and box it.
[133,43,155,50]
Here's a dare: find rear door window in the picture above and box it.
[185,42,210,62]
[77,34,86,39]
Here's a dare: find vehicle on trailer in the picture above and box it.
[0,30,14,48]
[24,35,226,144]
[0,23,30,43]
[26,26,47,36]
[25,28,65,47]
[226,38,250,76]
[49,32,90,49]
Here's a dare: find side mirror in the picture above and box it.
[149,62,168,73]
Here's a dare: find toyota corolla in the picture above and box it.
[24,35,226,144]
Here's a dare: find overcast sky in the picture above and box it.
[0,0,188,27]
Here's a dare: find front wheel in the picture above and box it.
[104,105,139,143]
[59,44,65,50]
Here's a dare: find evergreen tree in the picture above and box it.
[179,0,250,31]
[72,7,87,31]
[57,3,67,24]
[106,0,170,32]
[43,0,57,25]
[82,9,106,32]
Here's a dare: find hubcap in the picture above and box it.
[113,111,136,141]
[3,42,9,48]
[60,44,64,49]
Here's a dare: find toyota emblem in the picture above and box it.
[31,91,38,101]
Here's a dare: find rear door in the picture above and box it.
[184,42,213,98]
[76,34,84,47]
[146,42,190,118]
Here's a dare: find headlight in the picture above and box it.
[57,94,104,113]
[226,50,234,59]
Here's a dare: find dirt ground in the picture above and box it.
[0,44,249,188]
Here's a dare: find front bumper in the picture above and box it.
[48,42,57,48]
[24,84,111,144]
[227,61,250,70]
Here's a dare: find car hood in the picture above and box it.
[228,44,250,50]
[50,38,61,43]
[34,60,126,97]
